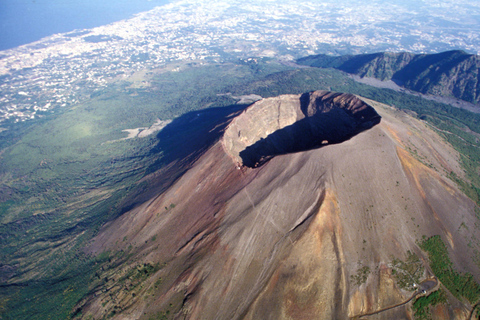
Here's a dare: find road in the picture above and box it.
[350,277,438,319]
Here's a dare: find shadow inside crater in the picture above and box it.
[239,106,381,168]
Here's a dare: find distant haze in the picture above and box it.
[0,0,169,51]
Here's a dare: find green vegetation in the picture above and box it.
[413,289,447,320]
[351,265,370,286]
[121,263,161,283]
[419,235,480,304]
[391,251,424,291]
[0,250,112,320]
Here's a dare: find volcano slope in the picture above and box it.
[82,90,480,320]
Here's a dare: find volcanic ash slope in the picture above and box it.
[85,91,479,320]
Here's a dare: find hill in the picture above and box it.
[77,91,480,319]
[297,50,480,105]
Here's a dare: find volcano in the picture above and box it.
[80,91,480,320]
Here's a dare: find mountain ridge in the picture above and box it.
[297,50,480,105]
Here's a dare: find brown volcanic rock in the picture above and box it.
[223,90,381,167]
[81,91,479,320]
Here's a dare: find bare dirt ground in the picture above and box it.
[109,118,172,142]
[217,92,263,105]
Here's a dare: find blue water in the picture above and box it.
[0,0,169,51]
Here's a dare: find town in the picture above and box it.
[1,0,479,123]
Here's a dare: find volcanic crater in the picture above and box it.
[223,90,382,167]
[82,90,480,320]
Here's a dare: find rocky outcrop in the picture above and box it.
[223,91,381,167]
[298,50,480,105]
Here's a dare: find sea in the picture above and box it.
[0,0,169,51]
